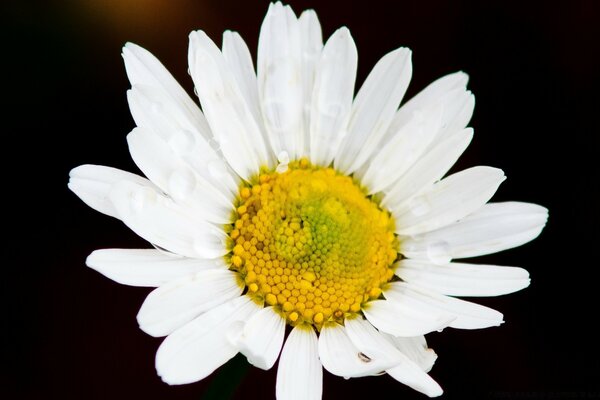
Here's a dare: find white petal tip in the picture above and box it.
[393,47,412,58]
[246,355,272,371]
[84,251,99,269]
[454,70,470,85]
[123,41,137,49]
[300,9,317,18]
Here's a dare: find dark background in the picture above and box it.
[3,0,599,399]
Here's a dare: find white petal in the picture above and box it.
[388,71,469,141]
[344,318,442,397]
[276,326,322,400]
[68,165,155,219]
[222,31,265,137]
[334,48,412,174]
[385,282,504,330]
[393,166,506,235]
[127,84,239,197]
[359,103,441,194]
[318,322,401,378]
[137,269,241,337]
[383,334,438,373]
[382,128,473,209]
[236,307,285,370]
[122,42,212,141]
[126,126,233,224]
[309,27,357,167]
[400,202,548,260]
[386,362,443,397]
[344,317,402,359]
[389,86,473,148]
[86,248,226,287]
[108,180,228,259]
[435,89,475,143]
[396,259,531,297]
[258,3,305,160]
[156,295,259,385]
[363,299,455,337]
[299,9,323,157]
[188,30,271,180]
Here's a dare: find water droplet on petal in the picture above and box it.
[276,163,288,173]
[130,187,156,212]
[208,159,228,179]
[427,240,451,265]
[151,101,162,113]
[168,169,196,200]
[168,129,196,155]
[277,151,290,164]
[408,195,431,217]
[187,67,191,76]
[226,321,245,346]
[193,87,199,97]
[323,102,343,118]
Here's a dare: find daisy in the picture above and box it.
[68,2,548,398]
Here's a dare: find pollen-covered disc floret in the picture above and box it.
[228,159,398,328]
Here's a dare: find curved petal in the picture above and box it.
[400,202,549,260]
[393,166,506,236]
[155,296,259,385]
[86,248,225,287]
[382,334,437,373]
[127,126,233,224]
[258,3,305,160]
[309,27,357,167]
[344,318,442,397]
[362,299,455,337]
[137,269,242,337]
[382,128,473,209]
[318,321,401,378]
[108,180,228,259]
[68,165,155,219]
[384,282,504,330]
[276,325,322,400]
[188,30,271,180]
[236,306,285,370]
[121,42,212,141]
[396,259,530,297]
[334,47,412,174]
[386,362,443,398]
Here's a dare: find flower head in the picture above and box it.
[69,2,548,398]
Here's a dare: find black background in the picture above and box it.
[3,0,599,399]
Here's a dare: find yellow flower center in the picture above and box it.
[228,159,398,328]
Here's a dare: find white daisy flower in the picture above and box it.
[68,2,548,398]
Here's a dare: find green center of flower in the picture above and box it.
[228,159,398,328]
